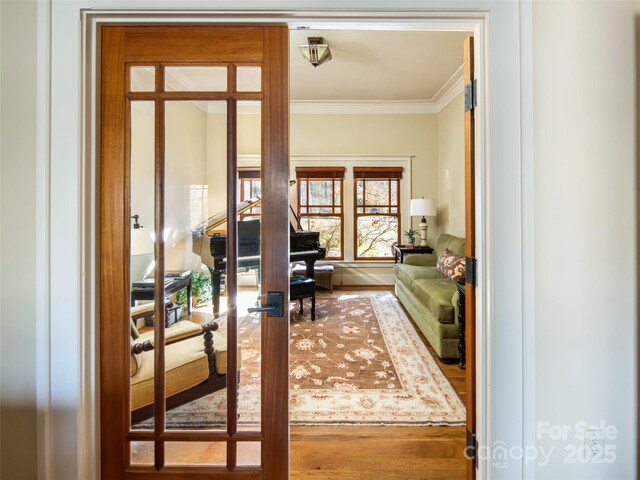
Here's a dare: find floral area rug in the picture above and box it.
[161,291,465,427]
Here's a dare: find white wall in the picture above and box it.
[290,113,439,243]
[206,109,228,221]
[248,111,438,232]
[130,102,155,234]
[532,1,638,478]
[235,112,439,228]
[130,101,209,278]
[436,92,465,238]
[164,102,209,270]
[0,1,39,478]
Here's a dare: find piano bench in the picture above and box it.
[292,264,334,293]
[290,276,316,321]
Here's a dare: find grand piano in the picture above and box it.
[192,197,326,317]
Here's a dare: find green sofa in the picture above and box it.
[393,234,465,359]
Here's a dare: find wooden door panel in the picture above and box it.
[260,27,290,477]
[101,25,130,477]
[124,27,265,63]
[100,25,289,479]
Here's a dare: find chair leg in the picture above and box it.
[299,298,303,315]
[311,296,316,321]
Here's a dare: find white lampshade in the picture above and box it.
[131,228,155,256]
[410,198,436,217]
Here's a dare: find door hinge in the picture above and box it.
[464,79,477,112]
[466,256,477,287]
[466,428,478,468]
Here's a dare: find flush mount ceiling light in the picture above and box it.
[298,37,332,67]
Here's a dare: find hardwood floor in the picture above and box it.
[291,426,465,479]
[133,287,467,478]
[290,286,466,480]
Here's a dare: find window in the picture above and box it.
[353,167,403,259]
[296,167,345,259]
[238,168,261,220]
[189,184,208,228]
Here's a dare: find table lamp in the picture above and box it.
[410,198,436,247]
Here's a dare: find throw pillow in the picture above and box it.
[436,249,466,283]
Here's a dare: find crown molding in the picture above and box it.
[290,100,439,115]
[206,100,442,115]
[201,64,464,116]
[432,64,465,112]
[238,153,413,167]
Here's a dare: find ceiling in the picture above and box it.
[289,30,469,102]
[130,30,468,106]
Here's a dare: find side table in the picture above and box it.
[393,244,434,264]
[131,271,193,315]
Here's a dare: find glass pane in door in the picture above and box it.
[165,442,226,466]
[165,66,228,92]
[237,100,262,431]
[162,100,228,435]
[236,66,261,92]
[130,66,155,92]
[130,442,155,466]
[129,100,156,432]
[236,442,261,466]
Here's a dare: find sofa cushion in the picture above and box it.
[393,263,443,287]
[211,331,243,375]
[131,335,210,410]
[409,278,457,324]
[403,253,437,267]
[395,281,460,343]
[434,234,466,259]
[436,249,466,283]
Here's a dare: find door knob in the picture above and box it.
[247,291,284,317]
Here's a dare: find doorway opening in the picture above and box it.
[87,11,488,480]
[284,27,476,479]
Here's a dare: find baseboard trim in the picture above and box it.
[332,285,394,291]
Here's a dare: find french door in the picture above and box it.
[100,26,290,478]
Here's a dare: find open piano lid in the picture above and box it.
[192,196,261,234]
[192,180,299,234]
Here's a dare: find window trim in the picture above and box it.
[296,167,345,260]
[241,153,412,263]
[238,167,261,220]
[353,167,403,260]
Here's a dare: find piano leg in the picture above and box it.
[210,267,222,318]
[304,259,316,279]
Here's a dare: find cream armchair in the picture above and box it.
[129,306,230,424]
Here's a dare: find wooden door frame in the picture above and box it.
[463,35,477,480]
[76,9,527,480]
